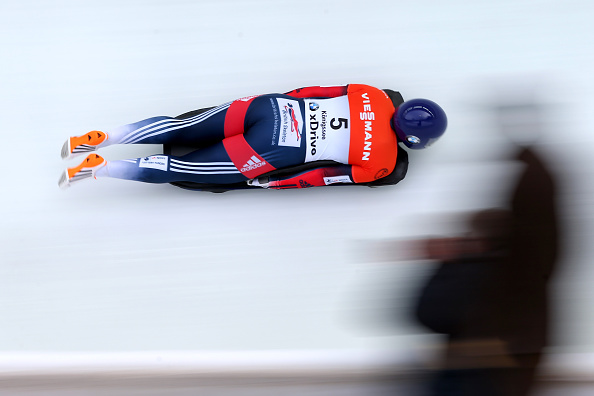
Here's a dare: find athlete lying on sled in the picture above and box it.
[58,84,447,192]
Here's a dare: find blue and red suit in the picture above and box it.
[97,84,405,189]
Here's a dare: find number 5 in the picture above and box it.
[330,118,349,130]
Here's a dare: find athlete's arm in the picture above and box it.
[284,85,348,99]
[249,165,354,189]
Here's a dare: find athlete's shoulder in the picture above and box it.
[346,85,397,116]
[347,84,386,95]
[346,85,397,107]
[346,83,377,90]
[284,85,348,98]
[382,89,405,108]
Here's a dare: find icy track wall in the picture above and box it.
[1,0,594,374]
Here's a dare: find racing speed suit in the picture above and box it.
[96,84,403,189]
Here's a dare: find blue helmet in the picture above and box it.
[393,99,447,149]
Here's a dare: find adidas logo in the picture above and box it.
[299,180,314,188]
[241,156,267,172]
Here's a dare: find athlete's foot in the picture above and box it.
[61,130,108,160]
[58,153,107,189]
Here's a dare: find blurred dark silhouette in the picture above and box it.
[501,144,560,396]
[410,103,561,396]
[413,209,516,396]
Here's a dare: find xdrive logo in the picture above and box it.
[309,113,319,156]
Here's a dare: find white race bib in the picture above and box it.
[304,96,351,163]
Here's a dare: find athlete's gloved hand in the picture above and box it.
[247,176,270,188]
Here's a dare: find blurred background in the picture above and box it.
[0,0,593,394]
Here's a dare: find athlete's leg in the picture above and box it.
[61,102,231,159]
[92,141,247,185]
[60,95,306,188]
[106,103,231,145]
[76,95,302,187]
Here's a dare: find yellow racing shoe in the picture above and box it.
[61,130,108,160]
[58,154,106,189]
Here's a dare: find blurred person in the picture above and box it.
[413,209,517,396]
[489,101,560,395]
[410,102,560,396]
[58,84,447,191]
[498,128,560,396]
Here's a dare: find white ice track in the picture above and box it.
[1,0,594,374]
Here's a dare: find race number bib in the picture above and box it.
[304,96,350,163]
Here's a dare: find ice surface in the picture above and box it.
[0,0,593,356]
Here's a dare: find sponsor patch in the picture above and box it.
[375,168,389,180]
[323,175,352,185]
[277,98,303,148]
[139,155,168,171]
